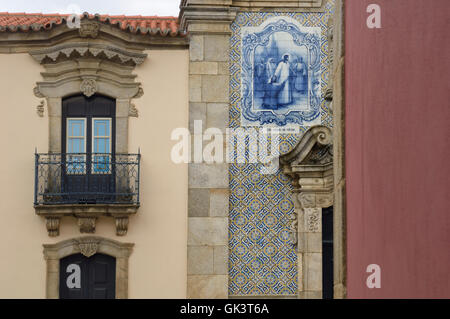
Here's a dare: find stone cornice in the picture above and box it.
[179,0,326,30]
[29,42,147,65]
[179,5,238,34]
[280,126,333,208]
[0,19,188,51]
[232,0,324,9]
[280,125,332,167]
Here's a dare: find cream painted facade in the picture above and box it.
[0,50,189,298]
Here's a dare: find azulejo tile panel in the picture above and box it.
[241,17,321,127]
[229,0,335,296]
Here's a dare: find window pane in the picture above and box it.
[68,138,84,153]
[94,138,110,154]
[68,119,85,137]
[94,119,110,137]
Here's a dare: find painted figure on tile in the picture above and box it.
[272,54,293,106]
[294,57,308,94]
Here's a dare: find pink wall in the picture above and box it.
[345,0,450,298]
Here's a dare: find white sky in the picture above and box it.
[0,0,181,16]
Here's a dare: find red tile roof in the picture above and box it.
[0,12,184,37]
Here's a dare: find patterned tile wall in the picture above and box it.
[228,0,335,296]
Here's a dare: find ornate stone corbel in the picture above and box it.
[115,217,129,236]
[36,100,45,117]
[80,79,98,97]
[45,217,60,237]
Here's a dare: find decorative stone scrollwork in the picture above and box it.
[280,125,334,249]
[134,87,144,99]
[29,43,147,66]
[76,238,100,257]
[306,208,321,232]
[33,86,45,98]
[36,100,45,117]
[79,21,99,38]
[80,79,98,97]
[129,103,139,117]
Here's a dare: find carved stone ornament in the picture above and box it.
[115,217,129,236]
[76,238,100,257]
[80,79,98,97]
[33,86,45,98]
[129,103,139,117]
[280,125,334,248]
[29,43,147,66]
[77,216,97,233]
[45,217,60,237]
[37,100,45,117]
[79,21,99,38]
[306,208,321,232]
[134,87,144,99]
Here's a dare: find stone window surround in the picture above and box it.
[280,125,335,298]
[43,236,134,299]
[30,41,146,237]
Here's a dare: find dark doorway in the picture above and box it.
[59,253,116,299]
[322,206,334,299]
[61,94,116,203]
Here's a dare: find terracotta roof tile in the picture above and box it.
[0,12,184,37]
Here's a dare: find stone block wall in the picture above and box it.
[184,14,235,297]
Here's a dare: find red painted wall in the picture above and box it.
[345,0,450,298]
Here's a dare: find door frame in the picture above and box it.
[43,236,134,299]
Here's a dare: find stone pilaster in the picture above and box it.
[331,0,346,299]
[181,0,236,299]
[280,126,333,299]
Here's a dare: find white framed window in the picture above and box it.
[66,118,86,174]
[92,118,112,174]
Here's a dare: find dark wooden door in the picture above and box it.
[62,95,116,203]
[322,206,334,299]
[59,253,116,299]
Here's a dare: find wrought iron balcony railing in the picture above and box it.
[34,153,140,205]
